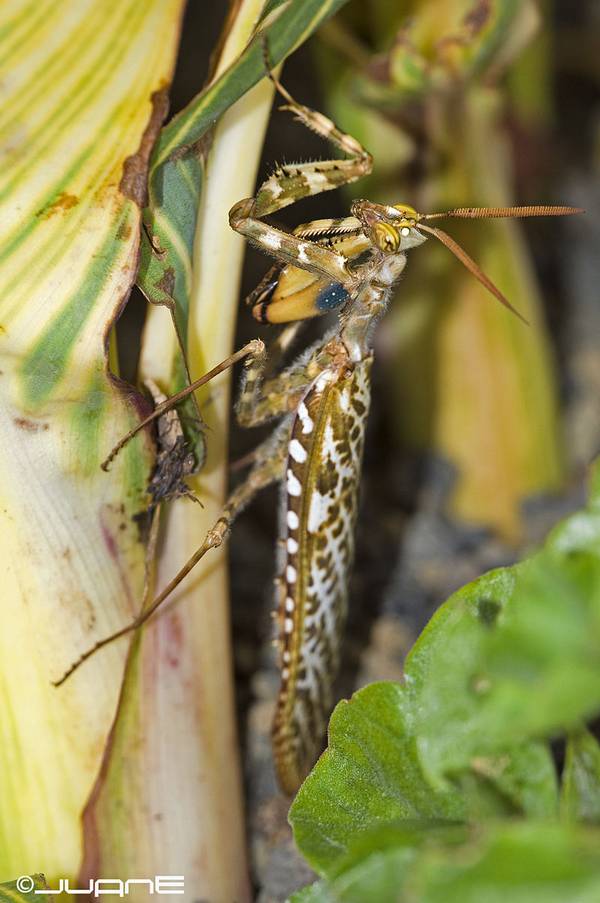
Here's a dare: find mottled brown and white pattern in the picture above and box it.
[272,359,372,793]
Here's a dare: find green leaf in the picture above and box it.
[0,875,47,902]
[454,741,558,820]
[292,823,600,903]
[562,730,600,824]
[290,848,417,903]
[138,0,351,376]
[291,464,600,877]
[290,683,464,876]
[410,508,600,783]
[290,682,556,877]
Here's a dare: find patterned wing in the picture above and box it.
[272,357,372,793]
[252,229,370,324]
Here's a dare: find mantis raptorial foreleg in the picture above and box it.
[229,73,371,287]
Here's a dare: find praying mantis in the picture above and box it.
[58,68,581,795]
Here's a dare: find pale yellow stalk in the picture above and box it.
[99,3,277,899]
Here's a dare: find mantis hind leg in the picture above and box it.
[55,419,291,686]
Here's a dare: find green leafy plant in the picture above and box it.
[289,460,600,899]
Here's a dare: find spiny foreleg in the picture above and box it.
[229,74,372,285]
[254,69,372,218]
[230,199,352,285]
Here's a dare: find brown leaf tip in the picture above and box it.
[120,87,170,207]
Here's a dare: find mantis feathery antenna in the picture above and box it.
[406,204,584,326]
[422,205,584,219]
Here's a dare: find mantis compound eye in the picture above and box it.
[373,222,400,252]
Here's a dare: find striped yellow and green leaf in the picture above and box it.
[0,0,185,883]
[140,0,352,315]
[0,874,47,903]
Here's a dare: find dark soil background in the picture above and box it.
[117,3,600,899]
